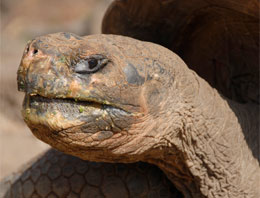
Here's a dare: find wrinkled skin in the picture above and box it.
[17,33,259,198]
[100,0,260,197]
[17,33,176,162]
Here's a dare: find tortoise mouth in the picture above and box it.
[22,94,133,132]
[22,94,103,130]
[23,94,126,114]
[27,94,104,113]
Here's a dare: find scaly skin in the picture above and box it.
[0,149,181,198]
[16,33,259,197]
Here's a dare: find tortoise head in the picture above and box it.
[17,32,192,162]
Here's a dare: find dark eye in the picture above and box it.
[74,55,108,74]
[88,58,98,69]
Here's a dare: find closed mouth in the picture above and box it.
[23,94,128,116]
[22,93,132,133]
[29,94,103,109]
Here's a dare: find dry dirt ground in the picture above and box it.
[0,0,112,180]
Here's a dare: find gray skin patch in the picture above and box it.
[123,63,145,85]
[75,73,92,85]
[72,34,83,40]
[96,131,113,141]
[62,32,71,39]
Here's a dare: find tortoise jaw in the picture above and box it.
[22,92,133,132]
[23,92,129,113]
[26,94,104,108]
[23,93,115,119]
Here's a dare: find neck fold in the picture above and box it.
[146,72,259,198]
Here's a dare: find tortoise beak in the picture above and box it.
[17,39,51,93]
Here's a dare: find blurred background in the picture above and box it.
[0,0,113,179]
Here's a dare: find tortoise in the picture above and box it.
[1,0,259,197]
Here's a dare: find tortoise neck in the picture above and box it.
[146,72,259,198]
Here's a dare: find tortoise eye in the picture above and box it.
[88,58,98,69]
[74,55,108,74]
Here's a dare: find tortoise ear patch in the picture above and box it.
[60,32,83,40]
[123,63,145,85]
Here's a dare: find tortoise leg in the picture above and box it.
[0,149,182,198]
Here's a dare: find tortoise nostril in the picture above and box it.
[26,46,30,53]
[33,49,38,55]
